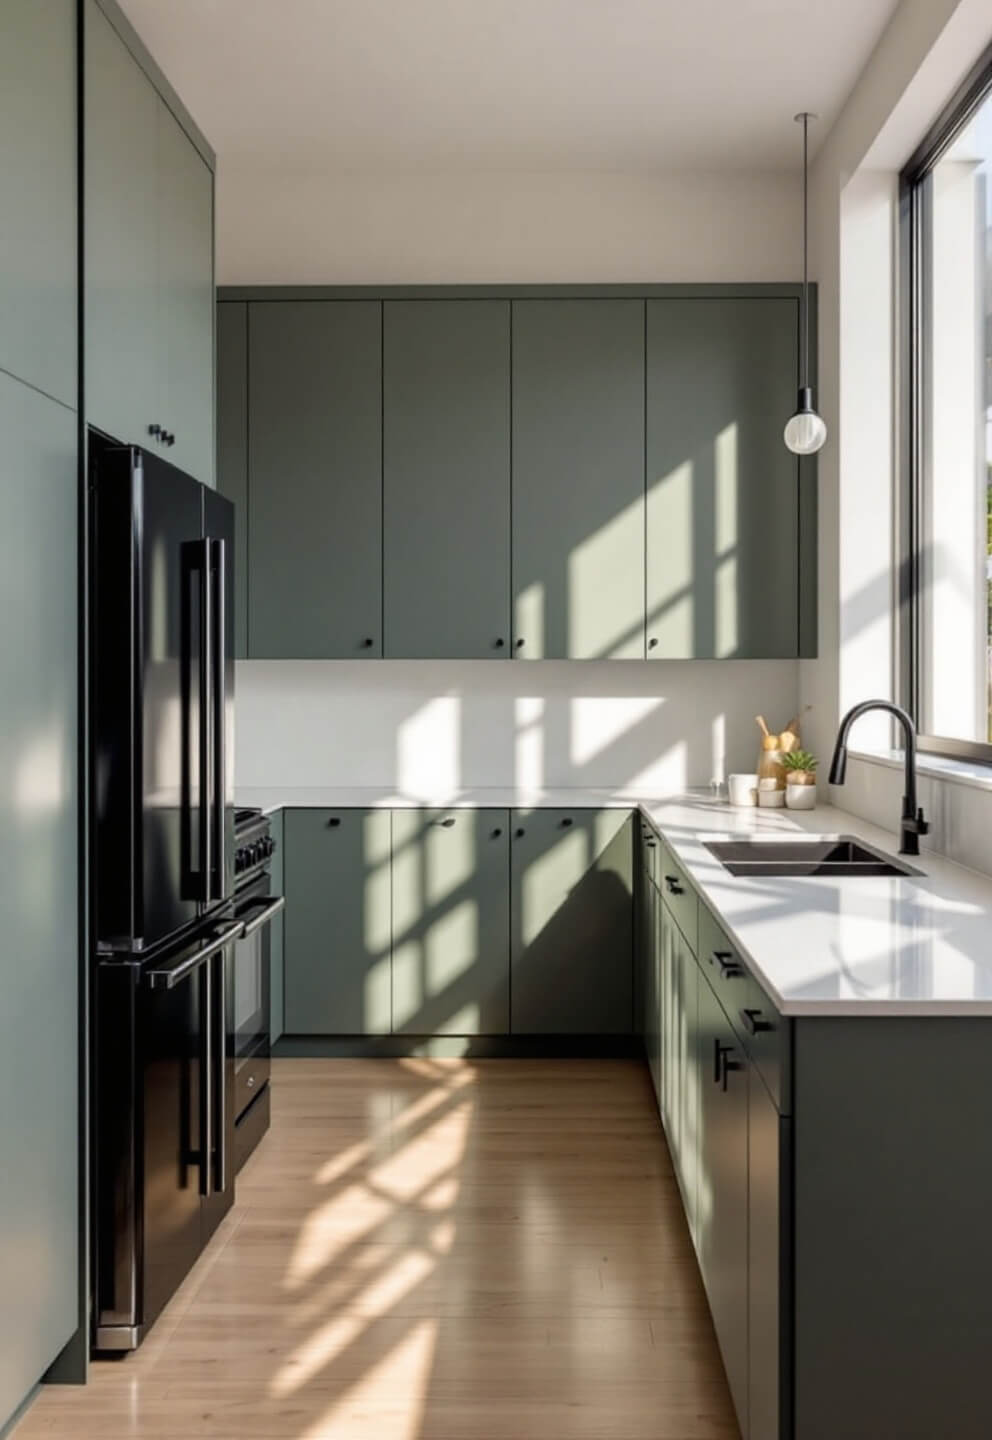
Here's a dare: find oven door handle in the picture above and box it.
[145,921,243,991]
[235,894,285,940]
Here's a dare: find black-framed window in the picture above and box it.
[901,43,992,761]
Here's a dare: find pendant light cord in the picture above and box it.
[802,111,809,389]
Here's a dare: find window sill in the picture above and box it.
[848,747,992,795]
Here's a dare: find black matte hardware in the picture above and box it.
[165,432,176,447]
[515,827,525,838]
[148,423,162,438]
[664,875,684,896]
[494,638,505,648]
[713,950,745,979]
[645,840,656,848]
[434,817,456,828]
[515,638,525,649]
[327,817,341,828]
[720,1049,744,1091]
[561,817,573,828]
[648,637,658,649]
[713,1037,729,1083]
[828,699,929,855]
[741,1007,773,1035]
[361,637,374,648]
[491,828,503,839]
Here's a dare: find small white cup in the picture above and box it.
[728,773,759,807]
[757,778,785,808]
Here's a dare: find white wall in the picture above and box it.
[216,166,801,285]
[235,660,798,796]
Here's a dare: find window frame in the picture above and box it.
[900,40,992,764]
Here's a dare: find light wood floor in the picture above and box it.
[17,1059,738,1440]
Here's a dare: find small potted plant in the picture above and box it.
[782,749,818,810]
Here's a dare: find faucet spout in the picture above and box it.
[828,700,929,856]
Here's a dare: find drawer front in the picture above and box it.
[235,1053,270,1118]
[658,841,697,954]
[698,903,787,1111]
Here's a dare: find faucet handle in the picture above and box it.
[905,808,929,836]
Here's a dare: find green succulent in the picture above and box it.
[781,749,818,773]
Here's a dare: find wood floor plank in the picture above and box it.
[17,1058,737,1440]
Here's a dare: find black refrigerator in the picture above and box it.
[90,433,239,1351]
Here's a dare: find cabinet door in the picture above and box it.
[0,376,78,1420]
[216,302,248,656]
[510,809,632,1034]
[0,0,76,407]
[158,98,214,485]
[661,920,698,1236]
[383,301,510,657]
[697,974,749,1434]
[248,301,382,657]
[511,300,645,659]
[283,809,391,1035]
[646,297,799,658]
[392,810,510,1035]
[749,1074,788,1440]
[84,0,160,447]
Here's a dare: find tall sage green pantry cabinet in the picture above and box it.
[217,284,817,660]
[0,0,78,1424]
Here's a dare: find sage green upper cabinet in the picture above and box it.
[84,0,159,448]
[85,1,214,482]
[248,301,382,658]
[510,809,633,1033]
[283,809,391,1035]
[392,809,510,1035]
[0,0,76,407]
[158,97,214,486]
[511,300,645,659]
[646,297,798,658]
[216,303,248,656]
[383,302,510,658]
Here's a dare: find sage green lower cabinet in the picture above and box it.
[646,882,663,1104]
[646,297,799,659]
[383,301,510,658]
[660,910,699,1236]
[283,809,391,1035]
[749,1072,789,1440]
[696,971,749,1436]
[510,809,633,1034]
[391,809,510,1035]
[248,301,382,658]
[511,299,646,659]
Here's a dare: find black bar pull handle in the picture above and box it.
[237,894,286,940]
[664,874,684,896]
[199,538,212,902]
[199,958,213,1198]
[145,921,243,991]
[432,816,456,828]
[211,539,227,902]
[713,950,744,978]
[213,947,226,1195]
[740,1007,773,1035]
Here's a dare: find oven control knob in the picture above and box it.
[264,836,276,857]
[234,850,244,874]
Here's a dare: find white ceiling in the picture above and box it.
[119,0,901,173]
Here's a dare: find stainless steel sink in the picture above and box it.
[704,836,921,878]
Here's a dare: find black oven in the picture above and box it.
[231,809,284,1170]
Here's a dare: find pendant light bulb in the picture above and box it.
[785,111,826,456]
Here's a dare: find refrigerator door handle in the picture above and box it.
[213,945,227,1195]
[199,957,213,1199]
[199,538,213,903]
[211,538,227,903]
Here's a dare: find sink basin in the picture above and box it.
[704,836,921,878]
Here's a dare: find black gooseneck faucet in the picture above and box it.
[828,700,930,855]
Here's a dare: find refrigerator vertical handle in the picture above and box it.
[211,538,226,903]
[199,958,213,1198]
[199,538,213,902]
[213,944,227,1195]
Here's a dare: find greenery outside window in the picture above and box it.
[902,44,992,760]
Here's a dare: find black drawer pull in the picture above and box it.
[560,817,573,828]
[645,840,656,849]
[664,875,684,896]
[327,817,341,828]
[741,1007,773,1035]
[433,817,456,828]
[713,950,744,978]
[361,637,374,648]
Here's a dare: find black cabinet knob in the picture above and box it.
[515,638,525,649]
[148,423,161,438]
[515,827,525,838]
[434,816,455,828]
[491,827,503,839]
[648,637,658,649]
[361,637,373,649]
[560,817,573,828]
[327,817,341,828]
[494,637,505,649]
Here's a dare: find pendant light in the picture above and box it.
[784,111,827,455]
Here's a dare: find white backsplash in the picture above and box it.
[234,659,799,797]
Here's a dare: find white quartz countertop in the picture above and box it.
[236,786,992,1017]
